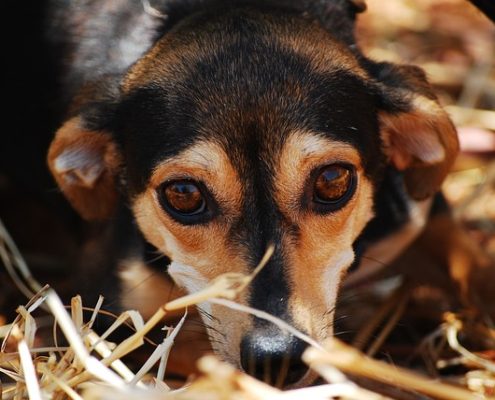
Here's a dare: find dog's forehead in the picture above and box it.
[117,7,383,193]
[122,7,365,91]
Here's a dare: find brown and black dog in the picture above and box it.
[44,0,492,387]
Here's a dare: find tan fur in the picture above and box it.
[122,31,204,92]
[47,117,122,220]
[274,131,374,339]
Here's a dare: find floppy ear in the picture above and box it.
[47,117,122,220]
[374,64,459,200]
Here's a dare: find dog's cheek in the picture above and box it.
[132,191,227,267]
[289,248,354,339]
[132,191,254,352]
[287,176,374,339]
[167,260,213,314]
[321,249,355,309]
[132,192,171,253]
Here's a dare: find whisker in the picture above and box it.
[333,314,350,323]
[323,305,337,317]
[183,319,208,327]
[336,291,362,304]
[176,328,210,336]
[201,324,227,338]
[176,337,222,345]
[144,252,169,264]
[361,255,388,267]
[334,329,356,337]
[197,307,219,323]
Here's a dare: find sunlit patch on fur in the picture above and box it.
[379,95,459,200]
[168,261,212,315]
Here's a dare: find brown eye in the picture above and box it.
[313,165,354,205]
[161,180,206,216]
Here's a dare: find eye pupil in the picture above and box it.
[163,181,205,215]
[314,165,352,204]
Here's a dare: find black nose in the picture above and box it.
[240,330,308,386]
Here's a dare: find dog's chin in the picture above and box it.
[284,369,319,389]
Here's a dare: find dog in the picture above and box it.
[45,0,493,388]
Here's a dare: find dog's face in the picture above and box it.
[48,5,458,387]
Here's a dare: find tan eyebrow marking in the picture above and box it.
[274,130,363,218]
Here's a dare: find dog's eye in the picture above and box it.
[160,180,206,216]
[313,165,355,207]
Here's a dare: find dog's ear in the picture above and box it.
[372,63,459,200]
[47,116,122,220]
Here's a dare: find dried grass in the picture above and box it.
[1,217,495,400]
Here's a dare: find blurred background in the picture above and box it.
[339,0,495,385]
[359,0,495,255]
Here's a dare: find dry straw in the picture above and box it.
[1,217,494,399]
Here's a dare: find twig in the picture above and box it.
[13,327,42,400]
[352,281,410,352]
[0,217,43,296]
[304,338,485,400]
[366,284,412,357]
[444,313,495,373]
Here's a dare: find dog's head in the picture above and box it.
[48,0,458,387]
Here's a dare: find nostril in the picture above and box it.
[240,341,258,379]
[240,333,309,386]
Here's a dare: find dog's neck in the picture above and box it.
[346,167,438,286]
